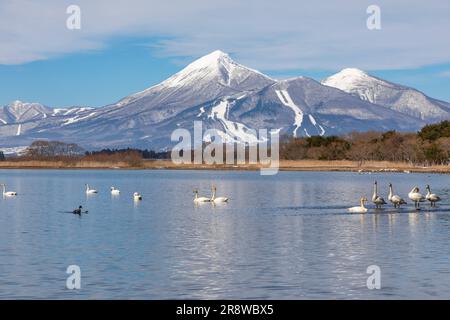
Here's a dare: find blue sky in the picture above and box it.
[1,0,450,107]
[0,38,180,107]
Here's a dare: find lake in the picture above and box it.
[0,169,449,299]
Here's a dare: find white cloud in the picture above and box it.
[439,70,450,78]
[0,0,449,71]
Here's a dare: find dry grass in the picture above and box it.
[276,160,450,173]
[0,160,142,169]
[0,159,449,173]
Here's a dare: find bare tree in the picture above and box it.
[25,141,85,158]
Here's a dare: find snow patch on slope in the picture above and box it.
[197,106,205,117]
[62,112,97,126]
[52,107,93,117]
[308,114,326,136]
[275,90,304,137]
[208,99,262,144]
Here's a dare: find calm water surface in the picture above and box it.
[0,169,449,299]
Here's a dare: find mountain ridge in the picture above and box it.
[1,51,449,151]
[322,68,450,121]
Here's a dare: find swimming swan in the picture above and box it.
[85,184,98,194]
[388,183,407,208]
[193,189,211,203]
[133,192,142,201]
[1,183,17,197]
[111,187,121,195]
[210,186,228,203]
[408,186,425,209]
[425,185,441,207]
[372,181,386,208]
[348,197,368,213]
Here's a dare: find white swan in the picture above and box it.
[193,189,211,203]
[133,192,142,201]
[210,186,228,203]
[348,197,368,213]
[1,183,17,197]
[425,185,441,207]
[372,181,386,208]
[408,186,425,209]
[110,187,120,195]
[388,183,407,208]
[85,184,98,194]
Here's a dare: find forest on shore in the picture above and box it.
[280,121,450,165]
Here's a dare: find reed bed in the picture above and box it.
[1,159,449,173]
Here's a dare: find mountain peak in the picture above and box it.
[321,67,376,93]
[114,50,274,108]
[7,100,44,110]
[185,50,232,71]
[202,49,229,60]
[156,50,273,90]
[337,68,368,77]
[9,100,25,108]
[322,67,450,120]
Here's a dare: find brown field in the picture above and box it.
[0,159,449,173]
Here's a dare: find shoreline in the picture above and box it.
[0,160,449,174]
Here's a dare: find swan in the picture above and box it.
[193,189,210,203]
[372,181,387,208]
[110,187,120,195]
[210,185,228,203]
[1,183,17,197]
[388,183,407,208]
[408,186,425,209]
[85,184,98,194]
[133,192,142,201]
[425,185,441,207]
[348,197,368,213]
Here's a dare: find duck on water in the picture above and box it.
[73,206,88,215]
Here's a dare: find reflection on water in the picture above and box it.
[0,169,449,299]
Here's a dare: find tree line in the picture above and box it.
[0,141,170,165]
[280,121,450,165]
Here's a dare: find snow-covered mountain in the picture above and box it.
[0,101,93,125]
[0,101,52,124]
[114,50,275,112]
[220,77,421,139]
[322,68,450,121]
[0,101,94,144]
[0,51,448,151]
